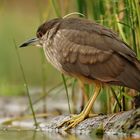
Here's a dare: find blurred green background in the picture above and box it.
[0,0,140,113]
[0,0,63,96]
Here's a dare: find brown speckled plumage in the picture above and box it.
[36,18,140,91]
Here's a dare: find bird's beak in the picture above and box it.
[19,37,39,48]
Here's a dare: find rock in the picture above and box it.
[39,108,140,135]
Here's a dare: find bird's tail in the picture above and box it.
[134,59,140,71]
[117,59,140,92]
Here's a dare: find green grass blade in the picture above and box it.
[51,0,61,17]
[62,74,71,114]
[13,39,38,127]
[76,0,87,17]
[111,88,122,112]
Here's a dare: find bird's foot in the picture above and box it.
[58,113,86,131]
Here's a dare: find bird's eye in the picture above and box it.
[36,31,43,38]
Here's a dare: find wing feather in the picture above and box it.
[53,29,125,82]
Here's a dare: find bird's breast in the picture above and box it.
[43,42,65,73]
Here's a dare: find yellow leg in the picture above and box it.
[81,81,101,116]
[59,81,101,130]
[78,80,89,110]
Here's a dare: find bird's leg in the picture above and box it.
[78,80,89,111]
[59,81,101,130]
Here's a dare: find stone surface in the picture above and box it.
[39,108,140,135]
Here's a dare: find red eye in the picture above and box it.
[37,31,43,38]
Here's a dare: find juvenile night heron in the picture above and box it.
[20,18,140,130]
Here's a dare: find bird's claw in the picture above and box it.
[58,114,85,131]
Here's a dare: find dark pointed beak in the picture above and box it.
[19,37,39,48]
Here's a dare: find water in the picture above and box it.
[0,130,138,140]
[0,110,139,140]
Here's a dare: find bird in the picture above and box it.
[20,17,140,130]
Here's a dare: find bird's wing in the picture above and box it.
[52,24,135,82]
[58,18,136,58]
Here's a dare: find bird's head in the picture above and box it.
[19,18,61,48]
